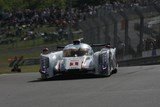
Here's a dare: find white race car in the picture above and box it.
[39,40,118,79]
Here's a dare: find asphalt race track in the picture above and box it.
[0,65,160,107]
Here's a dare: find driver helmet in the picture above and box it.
[42,48,49,54]
[105,43,111,48]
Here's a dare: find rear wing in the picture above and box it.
[91,44,106,47]
[91,44,115,48]
[56,46,65,50]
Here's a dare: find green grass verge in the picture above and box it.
[0,47,40,74]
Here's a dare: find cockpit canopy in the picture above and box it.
[63,43,93,57]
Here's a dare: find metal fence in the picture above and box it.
[79,4,160,60]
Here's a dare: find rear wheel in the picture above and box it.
[112,69,117,74]
[112,63,118,74]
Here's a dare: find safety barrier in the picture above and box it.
[118,56,160,67]
[9,49,160,68]
[20,55,160,67]
[9,57,40,67]
[142,49,160,58]
[23,58,40,66]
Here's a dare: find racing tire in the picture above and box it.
[112,69,117,74]
[112,63,118,74]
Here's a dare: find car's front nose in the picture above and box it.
[61,57,83,71]
[60,56,94,72]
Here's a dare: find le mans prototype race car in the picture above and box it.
[39,39,118,79]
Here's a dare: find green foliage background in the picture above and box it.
[0,0,109,10]
[0,0,67,10]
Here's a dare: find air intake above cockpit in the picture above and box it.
[73,38,83,45]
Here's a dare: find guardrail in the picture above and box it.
[8,57,40,70]
[23,58,40,66]
[118,56,160,67]
[20,55,160,67]
[8,57,40,72]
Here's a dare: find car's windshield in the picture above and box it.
[63,48,89,57]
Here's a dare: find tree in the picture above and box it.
[0,0,111,10]
[0,0,67,10]
[71,0,107,7]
